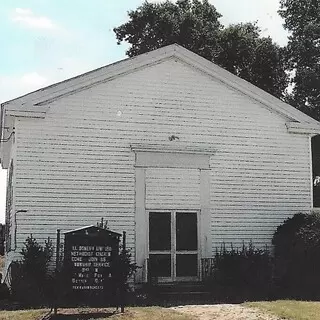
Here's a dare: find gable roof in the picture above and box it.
[2,43,320,131]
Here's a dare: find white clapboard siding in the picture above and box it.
[210,137,310,250]
[10,58,311,263]
[146,168,200,209]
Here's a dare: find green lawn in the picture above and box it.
[0,307,195,320]
[245,300,320,320]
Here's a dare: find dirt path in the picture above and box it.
[171,304,281,320]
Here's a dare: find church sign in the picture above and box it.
[63,226,121,305]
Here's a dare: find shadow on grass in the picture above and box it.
[49,311,115,319]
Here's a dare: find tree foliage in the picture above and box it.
[217,23,288,98]
[114,0,222,60]
[11,235,54,305]
[20,235,53,281]
[114,0,288,98]
[279,0,320,120]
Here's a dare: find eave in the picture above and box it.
[286,122,320,135]
[4,105,48,118]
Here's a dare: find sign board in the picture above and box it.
[63,226,121,305]
[69,244,113,290]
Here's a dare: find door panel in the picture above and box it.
[149,212,172,280]
[175,212,198,280]
[176,254,198,277]
[149,212,171,251]
[176,212,198,251]
[149,254,171,277]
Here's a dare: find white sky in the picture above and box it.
[0,0,289,223]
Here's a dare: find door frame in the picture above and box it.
[132,145,212,284]
[147,209,201,282]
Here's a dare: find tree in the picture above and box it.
[114,0,222,60]
[114,0,288,98]
[279,0,320,120]
[217,23,289,98]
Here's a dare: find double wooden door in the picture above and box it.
[148,211,199,282]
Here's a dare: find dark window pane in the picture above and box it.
[176,212,197,251]
[149,254,171,277]
[149,212,171,251]
[176,254,198,277]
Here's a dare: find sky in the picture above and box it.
[0,0,289,223]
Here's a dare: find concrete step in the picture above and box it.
[150,282,212,302]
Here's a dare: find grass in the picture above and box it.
[0,309,49,320]
[245,300,320,320]
[0,307,195,320]
[112,307,195,320]
[2,302,320,320]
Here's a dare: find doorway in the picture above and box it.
[148,210,199,282]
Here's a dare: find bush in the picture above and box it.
[206,242,273,300]
[272,212,320,298]
[112,246,138,291]
[11,235,53,306]
[20,235,53,281]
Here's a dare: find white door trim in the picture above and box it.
[133,149,211,284]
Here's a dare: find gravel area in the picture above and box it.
[171,304,281,320]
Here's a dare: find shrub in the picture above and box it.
[272,212,320,298]
[11,235,53,305]
[109,247,138,308]
[20,235,53,281]
[216,243,271,286]
[112,246,138,287]
[206,242,273,300]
